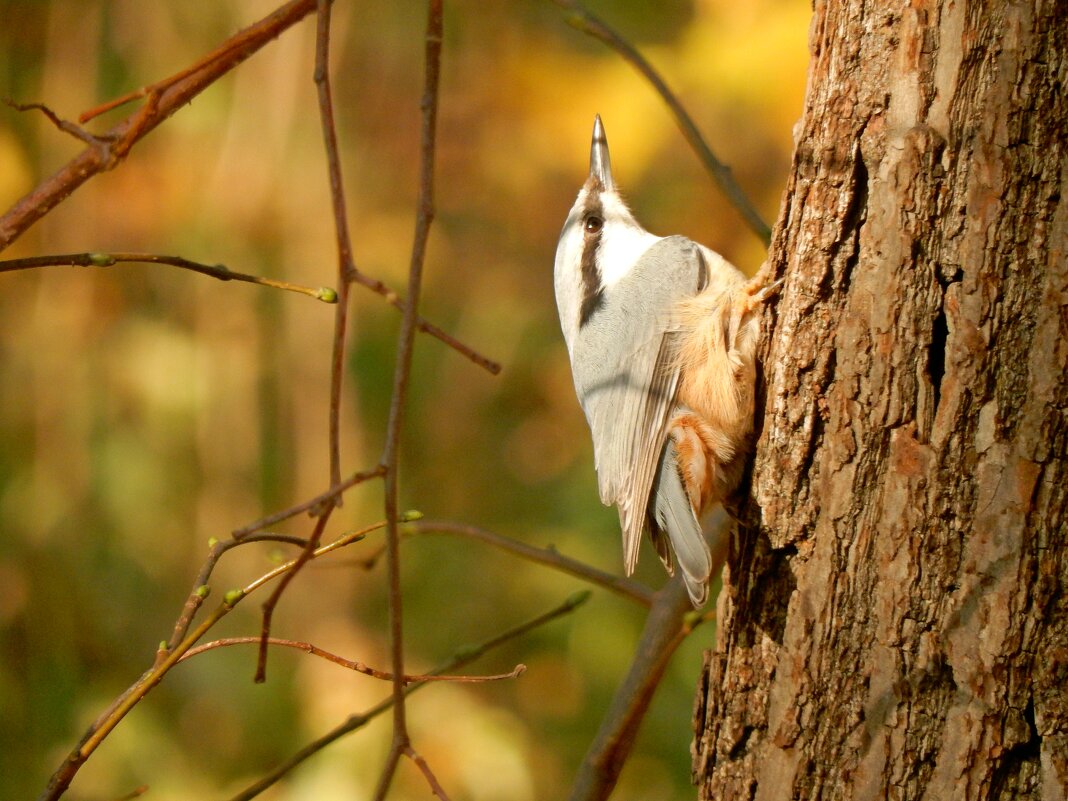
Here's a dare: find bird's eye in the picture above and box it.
[584,215,603,234]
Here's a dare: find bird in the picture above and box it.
[553,115,777,606]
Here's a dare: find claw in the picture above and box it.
[742,259,783,298]
[736,275,784,318]
[751,276,784,304]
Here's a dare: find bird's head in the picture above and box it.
[554,115,659,350]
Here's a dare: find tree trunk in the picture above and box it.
[694,1,1067,799]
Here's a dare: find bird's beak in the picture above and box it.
[589,114,614,191]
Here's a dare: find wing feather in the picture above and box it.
[651,437,711,606]
[570,236,708,574]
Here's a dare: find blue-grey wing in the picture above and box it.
[570,235,707,574]
[650,436,710,604]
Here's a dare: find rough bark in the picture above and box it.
[694,1,1067,799]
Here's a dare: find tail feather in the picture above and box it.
[651,438,712,606]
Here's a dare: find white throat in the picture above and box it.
[597,221,660,290]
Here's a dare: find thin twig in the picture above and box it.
[314,0,357,492]
[180,636,525,684]
[3,98,114,148]
[349,269,502,374]
[226,591,590,801]
[0,252,337,302]
[36,522,371,801]
[405,745,453,801]
[77,29,273,124]
[164,532,311,659]
[359,520,655,606]
[373,2,445,798]
[549,0,772,245]
[4,84,499,373]
[254,510,334,682]
[232,465,387,538]
[0,0,319,253]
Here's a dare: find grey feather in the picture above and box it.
[569,235,707,575]
[650,437,712,607]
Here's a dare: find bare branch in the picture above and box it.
[566,531,724,801]
[180,636,524,684]
[3,98,114,148]
[405,746,453,801]
[254,510,334,682]
[314,0,357,492]
[37,522,371,801]
[0,252,337,302]
[361,520,655,606]
[350,267,502,374]
[374,1,445,798]
[20,2,489,798]
[77,24,285,125]
[0,0,319,253]
[164,532,311,658]
[232,465,387,538]
[549,0,772,245]
[226,592,590,801]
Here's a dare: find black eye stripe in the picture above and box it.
[578,195,605,328]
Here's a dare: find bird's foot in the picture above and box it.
[737,262,784,315]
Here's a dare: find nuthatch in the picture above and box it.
[554,115,776,606]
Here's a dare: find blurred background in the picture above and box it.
[0,1,808,798]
